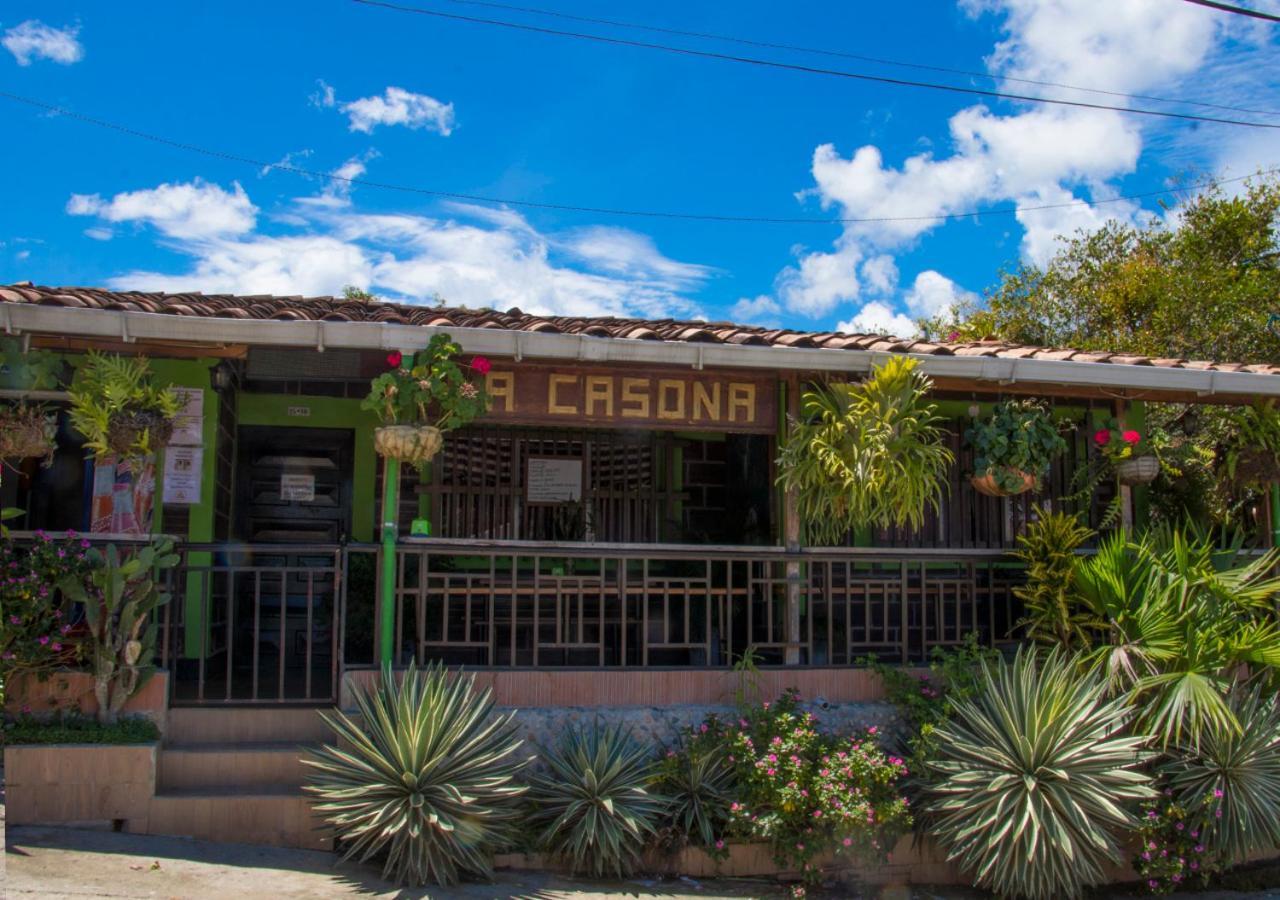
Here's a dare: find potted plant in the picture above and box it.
[361,334,490,464]
[1221,400,1280,488]
[965,400,1067,497]
[0,340,62,464]
[67,352,180,460]
[1094,419,1159,485]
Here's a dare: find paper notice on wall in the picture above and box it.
[168,387,204,446]
[526,457,583,504]
[162,447,203,505]
[281,472,316,502]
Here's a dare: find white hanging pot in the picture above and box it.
[1115,455,1159,485]
[373,425,443,464]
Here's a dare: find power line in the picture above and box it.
[350,0,1280,130]
[1,89,1274,227]
[1181,0,1280,23]
[436,0,1280,119]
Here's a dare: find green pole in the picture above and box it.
[1271,483,1280,549]
[379,459,401,665]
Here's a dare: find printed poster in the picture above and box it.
[168,387,204,446]
[162,447,203,505]
[90,456,156,535]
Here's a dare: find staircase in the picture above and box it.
[148,708,336,850]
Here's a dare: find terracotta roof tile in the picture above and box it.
[2,282,1277,378]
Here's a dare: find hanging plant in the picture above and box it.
[0,339,62,465]
[1094,419,1160,485]
[361,334,490,464]
[776,356,953,545]
[68,352,181,460]
[1220,400,1280,488]
[965,400,1067,497]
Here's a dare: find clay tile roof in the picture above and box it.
[1,282,1277,379]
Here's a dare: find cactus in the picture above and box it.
[60,540,179,725]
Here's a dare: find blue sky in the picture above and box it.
[2,0,1279,333]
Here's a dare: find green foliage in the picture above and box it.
[304,662,528,887]
[0,530,94,680]
[925,647,1155,900]
[965,400,1067,492]
[2,712,159,745]
[0,338,62,391]
[58,540,178,726]
[1072,529,1280,748]
[527,721,666,878]
[1162,689,1280,864]
[67,352,180,459]
[361,334,489,430]
[1221,400,1280,488]
[731,644,763,712]
[1133,779,1220,894]
[652,731,734,853]
[1013,510,1096,646]
[776,357,953,544]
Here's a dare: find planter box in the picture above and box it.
[4,670,169,734]
[4,742,157,828]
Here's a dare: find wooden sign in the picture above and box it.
[483,364,776,433]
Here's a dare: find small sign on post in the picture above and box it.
[280,472,316,502]
[526,457,583,504]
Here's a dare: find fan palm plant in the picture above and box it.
[527,721,667,877]
[1162,688,1280,863]
[776,356,953,544]
[303,662,528,887]
[925,647,1154,900]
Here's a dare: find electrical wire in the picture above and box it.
[435,0,1280,118]
[1181,0,1280,23]
[349,0,1280,130]
[2,89,1275,227]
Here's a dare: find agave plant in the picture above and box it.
[776,356,953,544]
[925,647,1154,900]
[1162,688,1280,863]
[303,662,528,887]
[527,721,667,877]
[653,741,734,850]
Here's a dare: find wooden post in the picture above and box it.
[783,375,802,666]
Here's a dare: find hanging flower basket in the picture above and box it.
[1115,454,1159,486]
[374,424,443,464]
[0,406,56,463]
[1228,447,1280,487]
[104,408,175,458]
[971,469,1037,498]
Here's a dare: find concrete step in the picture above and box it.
[167,707,336,745]
[146,788,332,850]
[158,742,321,791]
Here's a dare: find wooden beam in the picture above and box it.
[30,335,248,359]
[783,373,802,666]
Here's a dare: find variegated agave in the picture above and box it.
[303,662,528,887]
[527,721,667,877]
[654,742,734,850]
[925,647,1155,900]
[1163,688,1280,863]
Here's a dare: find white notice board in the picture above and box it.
[168,388,205,446]
[162,447,203,504]
[526,457,583,504]
[281,473,316,502]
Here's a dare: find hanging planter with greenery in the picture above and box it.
[776,356,953,545]
[68,352,180,460]
[1095,420,1160,485]
[1220,400,1280,488]
[965,399,1067,497]
[0,340,62,464]
[362,334,490,464]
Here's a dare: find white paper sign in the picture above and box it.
[168,388,205,446]
[526,457,583,503]
[162,447,203,504]
[281,473,316,502]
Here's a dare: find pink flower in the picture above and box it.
[1214,788,1224,798]
[947,330,961,342]
[471,355,492,375]
[867,726,877,735]
[700,723,708,733]
[51,642,61,652]
[842,837,852,847]
[715,840,724,850]
[1122,429,1141,445]
[37,636,49,645]
[1094,428,1111,446]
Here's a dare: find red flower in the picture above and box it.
[1122,429,1141,445]
[1094,429,1111,446]
[471,355,492,375]
[386,351,403,368]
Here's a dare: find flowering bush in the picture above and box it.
[695,690,912,882]
[0,530,94,680]
[361,333,490,430]
[1134,784,1220,895]
[1094,418,1150,462]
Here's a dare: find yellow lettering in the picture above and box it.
[548,374,579,415]
[584,375,614,417]
[692,382,721,422]
[657,379,686,421]
[485,371,515,413]
[620,378,651,418]
[728,383,755,423]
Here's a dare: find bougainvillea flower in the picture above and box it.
[386,351,403,368]
[1094,429,1112,445]
[471,355,492,375]
[1122,429,1141,444]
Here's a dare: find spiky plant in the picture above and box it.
[527,721,667,877]
[1013,509,1096,647]
[1163,688,1280,863]
[653,741,734,850]
[303,662,528,887]
[925,647,1155,900]
[776,356,953,544]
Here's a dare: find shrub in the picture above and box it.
[0,530,94,680]
[2,712,159,745]
[965,399,1067,493]
[1133,779,1221,895]
[527,721,666,878]
[718,690,911,881]
[1162,688,1280,865]
[925,648,1154,900]
[304,662,527,887]
[652,729,734,852]
[361,334,489,430]
[1013,510,1095,646]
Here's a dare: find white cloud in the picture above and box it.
[774,239,863,316]
[903,270,978,319]
[83,227,112,241]
[860,255,899,295]
[296,151,380,209]
[67,180,257,241]
[3,20,82,66]
[309,79,336,110]
[340,86,455,135]
[15,249,30,261]
[69,176,710,319]
[729,295,781,325]
[837,302,914,337]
